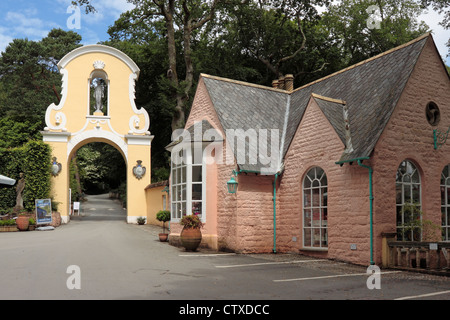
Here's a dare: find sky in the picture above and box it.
[0,0,448,65]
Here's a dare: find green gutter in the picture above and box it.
[356,159,375,265]
[335,157,370,165]
[273,173,279,253]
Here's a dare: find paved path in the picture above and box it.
[0,194,449,302]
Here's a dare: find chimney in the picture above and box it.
[272,79,279,88]
[278,76,285,90]
[284,74,294,92]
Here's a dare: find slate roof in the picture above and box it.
[193,33,433,173]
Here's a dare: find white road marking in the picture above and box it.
[273,271,402,282]
[179,253,237,257]
[394,290,450,300]
[215,260,325,268]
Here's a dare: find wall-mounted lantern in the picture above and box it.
[227,176,238,194]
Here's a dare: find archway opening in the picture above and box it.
[70,142,127,213]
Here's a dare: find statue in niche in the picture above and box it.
[94,81,105,113]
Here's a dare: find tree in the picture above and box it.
[216,0,331,81]
[418,0,449,28]
[0,29,82,137]
[321,0,430,66]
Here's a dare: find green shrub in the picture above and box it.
[0,219,16,226]
[0,140,51,213]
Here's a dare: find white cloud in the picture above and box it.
[56,0,134,25]
[4,8,62,40]
[5,12,48,39]
[419,9,449,64]
[0,30,13,54]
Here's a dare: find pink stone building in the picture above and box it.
[166,33,450,266]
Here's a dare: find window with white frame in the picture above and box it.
[396,160,421,241]
[171,145,205,222]
[441,164,450,241]
[303,167,328,248]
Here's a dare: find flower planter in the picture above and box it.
[0,225,18,232]
[159,233,169,242]
[180,227,202,251]
[16,215,29,231]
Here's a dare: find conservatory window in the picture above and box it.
[171,145,205,222]
[396,160,421,241]
[303,167,328,248]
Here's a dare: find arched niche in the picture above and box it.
[88,68,109,116]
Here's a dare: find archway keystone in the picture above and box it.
[42,44,153,224]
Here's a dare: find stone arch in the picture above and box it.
[42,44,153,224]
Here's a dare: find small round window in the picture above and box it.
[425,101,440,126]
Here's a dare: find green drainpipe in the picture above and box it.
[357,160,375,265]
[273,173,279,253]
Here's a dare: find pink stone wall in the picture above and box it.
[278,98,373,265]
[371,37,450,263]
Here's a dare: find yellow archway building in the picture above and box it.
[42,45,153,224]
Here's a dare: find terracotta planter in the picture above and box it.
[51,212,61,227]
[159,233,168,242]
[180,227,202,251]
[16,215,29,231]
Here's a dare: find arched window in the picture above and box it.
[303,167,328,248]
[441,165,450,241]
[396,160,421,241]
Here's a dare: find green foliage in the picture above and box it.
[75,143,126,194]
[0,117,42,149]
[399,203,442,241]
[180,214,204,229]
[137,217,146,225]
[0,140,51,213]
[0,29,82,140]
[0,219,16,226]
[321,0,430,66]
[22,141,52,212]
[156,210,171,223]
[157,210,171,233]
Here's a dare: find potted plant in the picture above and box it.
[400,203,442,241]
[28,218,36,231]
[156,210,171,242]
[16,212,30,231]
[180,214,204,251]
[137,217,146,225]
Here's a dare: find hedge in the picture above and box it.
[0,140,51,214]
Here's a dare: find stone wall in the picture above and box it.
[371,36,450,263]
[278,97,372,265]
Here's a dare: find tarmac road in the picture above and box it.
[0,194,448,303]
